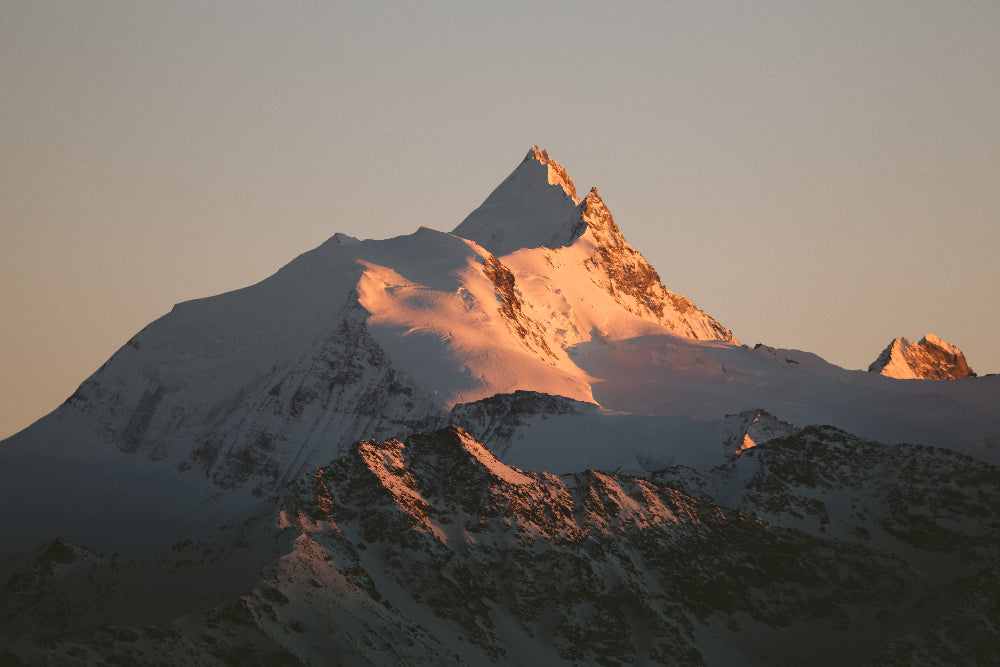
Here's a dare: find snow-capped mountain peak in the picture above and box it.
[452,148,737,344]
[868,333,975,380]
[451,147,586,257]
[529,145,579,202]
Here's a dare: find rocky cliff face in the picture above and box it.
[579,187,736,342]
[869,333,975,380]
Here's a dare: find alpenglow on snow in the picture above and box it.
[1,146,999,666]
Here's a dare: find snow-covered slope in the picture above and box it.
[452,146,585,257]
[2,145,999,665]
[868,333,976,379]
[3,426,996,666]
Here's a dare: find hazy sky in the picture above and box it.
[2,2,998,439]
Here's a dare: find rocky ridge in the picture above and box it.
[3,424,997,665]
[868,333,975,380]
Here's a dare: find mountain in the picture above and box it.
[452,147,736,343]
[868,333,976,380]
[2,147,999,665]
[2,425,997,665]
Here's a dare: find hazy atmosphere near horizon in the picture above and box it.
[2,1,998,440]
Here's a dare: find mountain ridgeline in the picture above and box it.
[1,147,998,665]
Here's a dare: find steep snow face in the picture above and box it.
[869,333,975,380]
[454,147,736,345]
[24,233,420,487]
[451,147,586,257]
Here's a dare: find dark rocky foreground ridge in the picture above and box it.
[2,424,997,666]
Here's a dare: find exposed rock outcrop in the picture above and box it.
[869,333,975,379]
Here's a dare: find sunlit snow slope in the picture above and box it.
[1,146,998,552]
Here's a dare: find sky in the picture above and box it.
[2,1,998,440]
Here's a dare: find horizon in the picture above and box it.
[2,2,998,440]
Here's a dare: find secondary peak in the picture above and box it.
[868,333,975,380]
